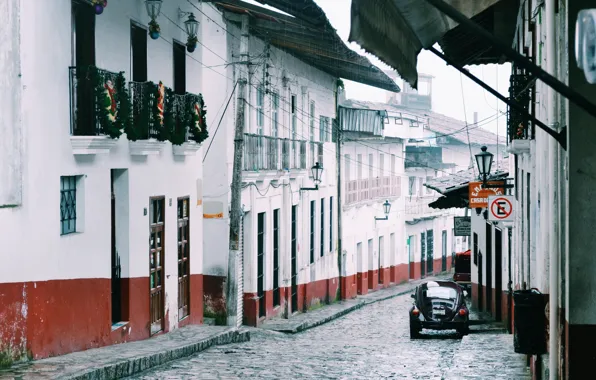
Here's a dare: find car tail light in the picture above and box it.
[412,308,420,316]
[458,308,467,316]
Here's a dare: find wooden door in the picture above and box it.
[149,197,165,335]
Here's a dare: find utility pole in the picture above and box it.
[227,14,249,328]
[335,85,343,300]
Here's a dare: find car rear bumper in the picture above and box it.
[412,320,468,330]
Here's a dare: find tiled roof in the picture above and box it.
[424,156,510,195]
[341,99,504,146]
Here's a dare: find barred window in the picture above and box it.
[256,86,265,130]
[272,92,279,137]
[60,176,77,235]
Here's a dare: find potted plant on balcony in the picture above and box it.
[171,93,208,156]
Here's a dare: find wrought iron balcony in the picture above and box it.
[130,81,170,140]
[508,69,533,141]
[69,65,123,136]
[243,134,307,171]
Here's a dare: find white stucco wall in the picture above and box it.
[0,0,204,326]
[341,140,406,278]
[202,9,339,294]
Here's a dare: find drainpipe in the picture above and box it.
[336,84,343,300]
[545,0,559,378]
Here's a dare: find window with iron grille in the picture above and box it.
[310,101,315,141]
[320,198,325,257]
[273,209,280,306]
[329,197,333,252]
[60,176,78,235]
[256,86,264,131]
[272,92,279,137]
[310,200,315,264]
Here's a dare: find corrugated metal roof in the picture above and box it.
[338,106,387,136]
[342,99,504,146]
[215,0,401,93]
[348,0,502,89]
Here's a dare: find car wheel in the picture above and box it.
[410,325,420,339]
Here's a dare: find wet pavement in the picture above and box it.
[129,292,530,379]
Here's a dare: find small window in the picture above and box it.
[310,101,315,141]
[256,86,265,130]
[383,117,389,124]
[60,175,82,235]
[272,92,279,137]
[291,93,297,137]
[394,114,403,125]
[409,119,419,127]
[320,116,329,142]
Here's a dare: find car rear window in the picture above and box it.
[425,287,457,300]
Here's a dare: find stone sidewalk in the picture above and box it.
[260,274,452,333]
[0,327,249,380]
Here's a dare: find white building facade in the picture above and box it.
[200,1,399,326]
[339,106,407,299]
[0,0,207,361]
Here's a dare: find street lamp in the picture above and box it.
[300,162,323,191]
[474,146,514,190]
[475,146,493,183]
[375,200,391,221]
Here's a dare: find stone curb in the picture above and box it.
[64,329,250,380]
[280,277,448,334]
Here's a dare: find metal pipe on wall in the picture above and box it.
[545,0,560,378]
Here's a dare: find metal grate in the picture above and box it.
[69,66,120,136]
[60,176,77,235]
[508,66,532,141]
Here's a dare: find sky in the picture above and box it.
[243,0,510,141]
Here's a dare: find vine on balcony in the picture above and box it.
[88,67,132,139]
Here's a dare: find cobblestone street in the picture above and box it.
[129,292,530,379]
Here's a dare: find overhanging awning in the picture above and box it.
[215,0,400,92]
[349,0,503,89]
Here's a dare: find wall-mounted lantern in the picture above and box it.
[179,11,200,53]
[375,200,392,221]
[300,162,323,191]
[145,0,163,40]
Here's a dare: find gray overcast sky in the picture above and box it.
[243,0,510,140]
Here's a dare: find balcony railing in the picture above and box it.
[171,92,203,143]
[345,176,401,206]
[69,65,121,136]
[244,134,306,171]
[508,68,532,141]
[130,81,168,140]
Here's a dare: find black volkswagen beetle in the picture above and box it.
[409,280,470,338]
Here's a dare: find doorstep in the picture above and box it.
[0,326,250,380]
[260,275,450,334]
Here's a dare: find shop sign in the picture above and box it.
[468,181,504,208]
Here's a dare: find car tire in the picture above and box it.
[410,325,420,339]
[458,326,470,336]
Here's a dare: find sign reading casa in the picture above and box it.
[468,181,504,208]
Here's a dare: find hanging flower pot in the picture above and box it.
[149,19,161,40]
[186,36,198,53]
[92,0,105,14]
